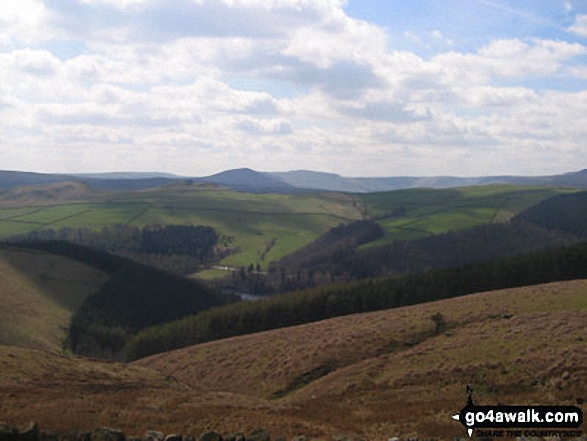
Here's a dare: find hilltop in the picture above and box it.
[0,279,584,440]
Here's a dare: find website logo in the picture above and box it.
[451,386,583,438]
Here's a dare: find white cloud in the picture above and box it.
[0,0,49,45]
[567,14,587,37]
[0,0,586,176]
[432,39,586,87]
[78,0,147,8]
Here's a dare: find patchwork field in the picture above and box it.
[0,182,579,278]
[2,279,582,440]
[359,185,577,246]
[0,183,363,274]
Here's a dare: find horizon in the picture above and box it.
[1,1,587,177]
[1,165,585,180]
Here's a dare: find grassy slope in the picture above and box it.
[0,184,363,275]
[0,247,110,351]
[0,183,578,277]
[0,280,585,439]
[136,279,587,439]
[359,185,577,246]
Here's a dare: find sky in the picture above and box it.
[1,0,587,177]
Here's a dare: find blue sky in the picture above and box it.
[1,0,587,177]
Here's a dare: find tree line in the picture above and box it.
[9,224,220,275]
[267,219,581,291]
[513,191,587,238]
[124,240,587,360]
[5,240,237,359]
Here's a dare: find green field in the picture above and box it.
[0,183,579,277]
[0,185,363,273]
[359,185,578,246]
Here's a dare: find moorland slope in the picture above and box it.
[1,279,583,440]
[136,279,587,438]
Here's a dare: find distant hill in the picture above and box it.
[0,246,110,351]
[72,172,180,180]
[0,180,96,204]
[270,169,587,192]
[80,177,178,191]
[195,168,299,193]
[2,168,587,194]
[0,170,71,190]
[0,170,178,192]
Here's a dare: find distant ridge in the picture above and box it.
[0,180,94,203]
[2,168,587,194]
[72,172,180,180]
[0,170,70,190]
[0,170,178,192]
[269,169,587,192]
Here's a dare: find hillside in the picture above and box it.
[136,279,587,438]
[1,279,585,440]
[7,241,236,358]
[359,185,576,245]
[0,181,98,206]
[123,240,587,362]
[269,219,582,288]
[0,182,363,274]
[0,247,110,351]
[0,182,575,280]
[514,190,587,237]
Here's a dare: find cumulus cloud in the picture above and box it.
[0,0,586,176]
[237,119,293,136]
[567,14,587,37]
[0,0,50,45]
[433,39,586,85]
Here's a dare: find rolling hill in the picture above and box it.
[134,278,587,438]
[4,241,236,358]
[0,181,97,205]
[3,167,587,194]
[0,182,364,274]
[0,181,577,278]
[0,279,583,440]
[270,168,587,192]
[0,246,110,351]
[195,168,299,193]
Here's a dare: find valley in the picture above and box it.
[0,170,586,440]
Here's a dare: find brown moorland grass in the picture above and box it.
[0,280,585,440]
[0,247,110,351]
[137,279,587,438]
